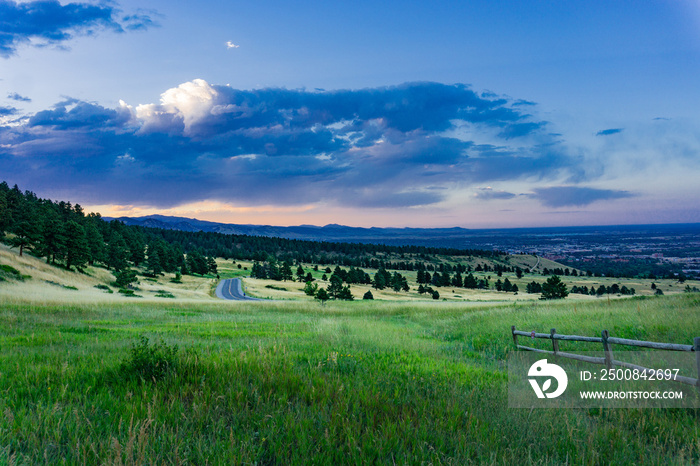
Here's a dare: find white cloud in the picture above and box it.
[134,78,218,135]
[226,41,239,49]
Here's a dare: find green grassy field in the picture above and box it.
[1,294,698,464]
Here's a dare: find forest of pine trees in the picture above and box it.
[0,182,508,282]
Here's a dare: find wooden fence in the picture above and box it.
[511,326,700,388]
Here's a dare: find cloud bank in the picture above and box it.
[0,0,157,57]
[1,80,583,208]
[532,186,633,208]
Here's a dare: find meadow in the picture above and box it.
[1,292,698,464]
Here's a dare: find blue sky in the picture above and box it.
[1,0,699,227]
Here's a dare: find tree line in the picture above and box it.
[0,182,507,282]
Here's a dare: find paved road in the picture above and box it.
[215,278,262,301]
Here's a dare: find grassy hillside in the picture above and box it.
[1,242,696,305]
[0,293,698,464]
[0,243,220,304]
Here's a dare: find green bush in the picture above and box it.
[0,263,29,281]
[120,336,179,382]
[94,284,113,293]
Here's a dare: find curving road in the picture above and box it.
[215,278,262,301]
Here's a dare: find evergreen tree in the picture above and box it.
[337,286,354,300]
[38,206,66,264]
[107,232,129,271]
[84,220,105,265]
[114,268,138,288]
[296,265,305,282]
[280,261,293,281]
[64,220,90,271]
[464,273,478,289]
[452,271,463,287]
[9,201,40,256]
[526,281,542,294]
[363,290,374,300]
[147,247,162,275]
[541,276,568,300]
[372,270,386,290]
[207,256,218,274]
[327,274,344,298]
[303,281,318,296]
[503,278,513,292]
[124,229,146,267]
[0,189,9,237]
[315,288,329,305]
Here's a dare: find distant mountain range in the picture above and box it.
[105,214,700,252]
[104,215,477,248]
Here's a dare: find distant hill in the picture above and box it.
[104,215,477,248]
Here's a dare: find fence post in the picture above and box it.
[695,337,700,389]
[512,325,518,348]
[550,328,559,357]
[602,329,613,370]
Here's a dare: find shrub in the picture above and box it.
[120,336,179,382]
[114,268,138,288]
[0,264,29,281]
[118,289,141,297]
[303,281,318,296]
[94,284,113,293]
[363,290,374,300]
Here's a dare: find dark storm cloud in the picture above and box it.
[0,0,157,58]
[596,128,623,136]
[7,92,31,102]
[0,80,581,208]
[531,186,633,208]
[28,99,132,129]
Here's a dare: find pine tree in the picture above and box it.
[64,220,90,271]
[303,281,318,296]
[337,286,354,300]
[207,256,218,274]
[38,206,66,264]
[327,274,344,298]
[280,261,293,281]
[84,220,105,265]
[148,247,162,275]
[9,201,40,256]
[315,288,329,305]
[372,270,386,290]
[541,275,568,300]
[107,232,129,271]
[0,190,9,237]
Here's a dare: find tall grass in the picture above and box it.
[0,295,698,464]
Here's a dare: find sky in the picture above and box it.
[1,0,699,228]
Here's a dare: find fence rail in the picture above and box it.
[511,326,700,388]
